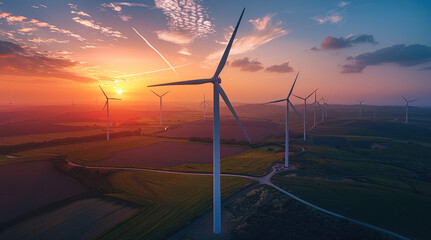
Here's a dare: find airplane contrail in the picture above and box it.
[115,64,190,78]
[132,27,179,76]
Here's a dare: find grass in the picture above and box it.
[97,171,253,240]
[3,136,172,166]
[172,145,285,176]
[270,118,431,239]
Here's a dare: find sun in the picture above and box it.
[117,89,122,95]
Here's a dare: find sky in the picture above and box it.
[0,0,430,106]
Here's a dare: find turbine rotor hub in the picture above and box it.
[211,77,221,84]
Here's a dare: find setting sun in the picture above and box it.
[117,89,122,95]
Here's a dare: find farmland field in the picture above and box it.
[99,141,248,167]
[0,161,86,223]
[0,198,138,240]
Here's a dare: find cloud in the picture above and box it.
[0,40,94,82]
[72,17,126,38]
[32,4,47,9]
[155,30,194,45]
[71,10,91,17]
[27,37,69,44]
[18,27,37,32]
[266,61,294,73]
[206,14,288,64]
[101,2,149,22]
[341,44,431,73]
[154,0,214,46]
[178,47,192,56]
[0,10,85,41]
[312,1,348,24]
[312,34,377,50]
[231,57,264,72]
[419,66,431,71]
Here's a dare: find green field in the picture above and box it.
[97,171,253,239]
[272,119,431,239]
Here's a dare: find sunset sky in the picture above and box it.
[0,0,430,106]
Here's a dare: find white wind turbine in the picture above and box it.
[151,90,169,125]
[293,88,318,140]
[148,8,250,234]
[264,72,302,168]
[312,90,319,128]
[324,98,328,119]
[201,94,210,120]
[358,99,366,118]
[99,85,121,141]
[402,96,417,124]
[319,97,325,122]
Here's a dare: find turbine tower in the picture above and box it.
[264,72,302,168]
[293,88,317,140]
[324,98,328,119]
[320,97,325,122]
[99,85,121,141]
[402,96,417,124]
[200,94,210,120]
[313,90,318,128]
[358,99,366,118]
[148,8,250,234]
[151,90,169,125]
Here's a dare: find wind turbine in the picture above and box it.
[402,96,417,124]
[293,88,317,140]
[151,90,169,125]
[320,97,325,122]
[264,72,302,168]
[148,8,250,234]
[324,98,328,119]
[99,85,121,141]
[312,90,319,128]
[200,94,210,120]
[358,99,366,118]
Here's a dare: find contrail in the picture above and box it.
[132,27,179,76]
[115,64,190,78]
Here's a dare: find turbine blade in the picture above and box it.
[99,85,108,99]
[216,83,252,144]
[161,91,170,96]
[401,96,407,102]
[151,90,161,97]
[289,101,302,120]
[306,88,318,99]
[148,78,211,87]
[287,72,300,98]
[263,99,287,104]
[109,98,122,100]
[293,94,305,100]
[212,8,245,79]
[409,99,417,102]
[103,100,107,111]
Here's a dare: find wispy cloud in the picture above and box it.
[341,44,431,73]
[72,17,126,39]
[101,2,149,22]
[154,0,214,49]
[71,10,91,17]
[0,10,85,41]
[206,14,288,65]
[28,37,69,44]
[32,4,47,9]
[0,40,94,82]
[115,63,189,79]
[312,1,349,24]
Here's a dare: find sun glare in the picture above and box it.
[117,89,122,95]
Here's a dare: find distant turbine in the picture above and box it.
[264,72,302,168]
[148,8,250,234]
[319,97,325,122]
[293,88,318,140]
[151,90,169,125]
[313,90,318,128]
[358,99,366,118]
[200,94,210,120]
[402,96,417,124]
[324,98,328,119]
[99,85,121,140]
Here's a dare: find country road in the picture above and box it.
[66,149,409,240]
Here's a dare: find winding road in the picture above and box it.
[66,153,409,240]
